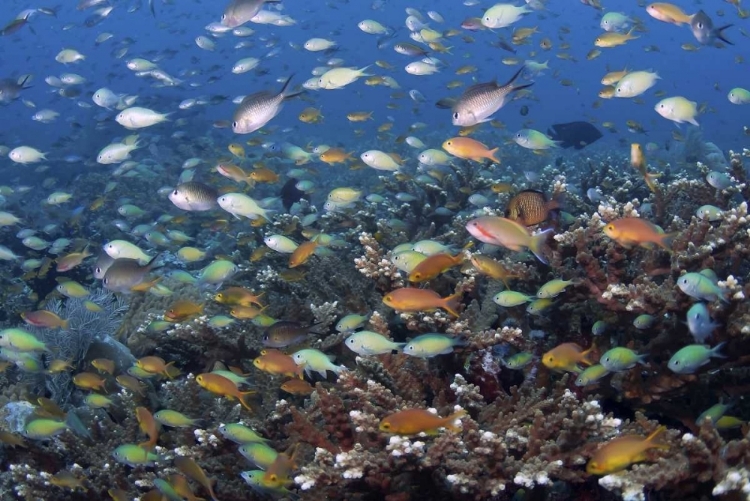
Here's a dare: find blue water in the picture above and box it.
[0,0,746,166]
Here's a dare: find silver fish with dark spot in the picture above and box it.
[93,252,115,279]
[690,10,733,46]
[451,67,533,126]
[0,75,32,104]
[262,320,319,348]
[169,181,218,211]
[232,75,302,134]
[103,255,160,294]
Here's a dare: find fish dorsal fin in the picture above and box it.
[462,81,499,97]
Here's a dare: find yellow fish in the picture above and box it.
[587,426,668,474]
[594,28,638,48]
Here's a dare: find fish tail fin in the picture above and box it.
[280,74,304,100]
[716,25,734,45]
[502,66,525,88]
[443,409,468,432]
[238,390,257,412]
[442,291,463,318]
[529,228,553,264]
[163,361,176,380]
[712,342,728,359]
[488,147,500,163]
[138,438,157,451]
[659,232,678,251]
[645,425,668,448]
[580,342,597,366]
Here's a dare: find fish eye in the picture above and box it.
[604,357,610,362]
[453,112,459,119]
[673,360,680,365]
[232,121,238,128]
[381,422,390,429]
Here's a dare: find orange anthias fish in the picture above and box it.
[195,373,255,411]
[408,252,464,282]
[215,287,264,307]
[56,247,93,272]
[289,240,318,268]
[230,304,267,320]
[136,356,176,379]
[646,3,693,25]
[603,218,676,250]
[630,143,661,193]
[174,456,220,501]
[254,349,304,378]
[261,445,300,490]
[249,167,280,183]
[587,425,669,475]
[21,310,69,329]
[216,162,252,184]
[379,408,468,435]
[469,254,519,288]
[280,379,314,396]
[442,137,500,163]
[319,148,353,165]
[382,288,462,317]
[72,372,108,391]
[505,190,560,226]
[542,342,596,373]
[136,406,159,449]
[466,216,551,264]
[164,300,204,322]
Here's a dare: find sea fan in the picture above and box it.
[24,289,128,407]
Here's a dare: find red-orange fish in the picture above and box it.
[382,288,462,317]
[379,408,468,435]
[408,252,464,282]
[603,218,676,250]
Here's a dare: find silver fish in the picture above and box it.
[232,75,302,134]
[169,182,218,211]
[102,255,160,294]
[690,10,732,46]
[93,252,115,279]
[221,0,280,28]
[0,75,31,105]
[451,68,533,126]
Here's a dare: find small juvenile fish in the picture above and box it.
[219,423,268,444]
[668,343,726,374]
[403,334,466,358]
[262,320,313,348]
[345,331,405,356]
[112,444,159,467]
[280,378,314,395]
[575,364,611,386]
[154,410,200,428]
[599,347,647,372]
[542,342,595,373]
